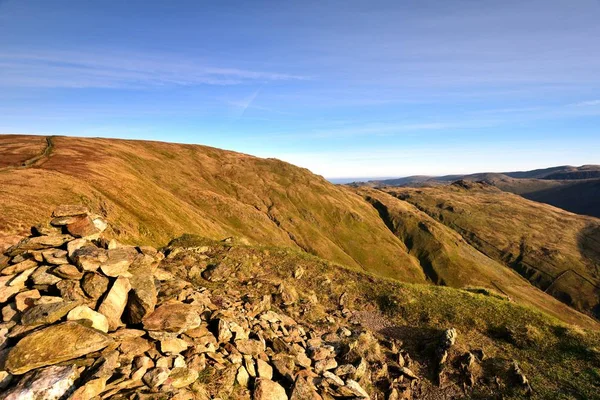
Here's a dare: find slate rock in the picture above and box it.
[5,321,113,374]
[20,300,79,326]
[98,276,131,331]
[253,377,288,400]
[3,365,79,400]
[143,303,201,333]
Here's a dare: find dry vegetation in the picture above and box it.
[0,134,598,333]
[384,182,600,320]
[164,236,600,399]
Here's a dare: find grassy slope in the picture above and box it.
[164,237,600,400]
[356,187,599,329]
[383,183,600,320]
[0,134,424,283]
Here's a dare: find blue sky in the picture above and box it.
[1,0,599,178]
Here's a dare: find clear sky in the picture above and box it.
[1,0,599,178]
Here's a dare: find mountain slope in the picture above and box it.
[0,134,598,330]
[356,187,599,328]
[0,134,424,283]
[383,182,600,319]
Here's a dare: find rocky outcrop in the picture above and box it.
[0,206,535,399]
[0,206,390,399]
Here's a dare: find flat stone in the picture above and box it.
[71,246,108,271]
[66,216,100,238]
[143,303,201,333]
[5,321,113,374]
[100,247,137,277]
[52,264,83,279]
[1,259,37,276]
[3,365,79,400]
[235,339,265,355]
[143,367,170,388]
[31,266,62,286]
[119,337,152,358]
[0,283,21,304]
[161,338,189,354]
[98,276,131,331]
[67,305,109,332]
[7,235,73,256]
[42,249,69,265]
[67,238,88,258]
[166,367,199,389]
[257,359,273,379]
[81,272,109,299]
[7,267,35,288]
[52,205,89,218]
[290,376,322,400]
[56,279,88,302]
[253,378,288,400]
[21,300,79,326]
[68,377,106,400]
[14,289,41,311]
[344,380,369,398]
[323,371,344,386]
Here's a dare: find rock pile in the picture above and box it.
[0,206,418,399]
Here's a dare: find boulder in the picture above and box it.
[97,276,131,331]
[166,367,199,389]
[143,303,201,333]
[100,247,137,277]
[81,272,109,300]
[125,271,157,324]
[52,264,83,280]
[253,378,288,400]
[5,321,113,374]
[20,300,79,326]
[257,359,273,379]
[143,367,170,388]
[65,216,100,238]
[235,339,265,355]
[71,246,108,271]
[67,305,109,332]
[290,377,322,400]
[3,365,79,400]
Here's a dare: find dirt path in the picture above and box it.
[0,136,54,173]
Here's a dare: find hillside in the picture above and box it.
[0,135,598,331]
[1,207,599,399]
[0,134,424,283]
[383,183,600,320]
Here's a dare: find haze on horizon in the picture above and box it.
[1,0,599,178]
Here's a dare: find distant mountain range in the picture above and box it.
[350,165,600,218]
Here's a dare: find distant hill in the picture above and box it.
[353,165,600,218]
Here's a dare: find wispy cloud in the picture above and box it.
[569,99,600,107]
[260,120,497,140]
[0,50,308,88]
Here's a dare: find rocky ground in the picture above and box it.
[0,206,534,399]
